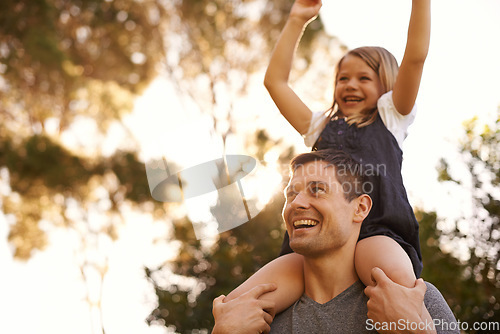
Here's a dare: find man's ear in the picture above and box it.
[353,194,372,223]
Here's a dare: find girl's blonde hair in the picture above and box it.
[325,46,399,128]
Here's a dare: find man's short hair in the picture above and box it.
[290,149,368,202]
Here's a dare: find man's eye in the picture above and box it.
[310,186,325,194]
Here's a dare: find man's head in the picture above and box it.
[283,149,372,257]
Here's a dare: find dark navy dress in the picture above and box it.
[280,113,423,277]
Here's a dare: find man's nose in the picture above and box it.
[290,192,310,209]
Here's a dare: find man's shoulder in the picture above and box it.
[423,281,449,312]
[423,281,445,302]
[269,300,294,333]
[424,281,460,334]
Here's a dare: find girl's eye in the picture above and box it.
[360,76,371,81]
[338,76,348,82]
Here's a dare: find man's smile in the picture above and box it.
[293,219,319,229]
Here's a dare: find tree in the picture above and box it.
[422,109,500,333]
[0,0,167,258]
[0,0,166,134]
[0,1,168,333]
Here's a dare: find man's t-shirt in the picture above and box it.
[270,281,459,334]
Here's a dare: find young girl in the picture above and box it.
[227,0,431,323]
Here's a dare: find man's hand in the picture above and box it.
[212,283,277,334]
[364,267,435,334]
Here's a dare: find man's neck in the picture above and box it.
[302,248,359,304]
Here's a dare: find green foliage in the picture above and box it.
[2,135,94,194]
[0,132,156,258]
[420,208,500,333]
[429,109,500,332]
[419,211,487,322]
[0,0,168,260]
[109,151,152,203]
[0,0,165,87]
[0,0,166,135]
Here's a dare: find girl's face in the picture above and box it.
[334,54,384,117]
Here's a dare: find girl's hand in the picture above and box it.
[290,0,322,24]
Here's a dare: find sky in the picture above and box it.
[1,1,500,333]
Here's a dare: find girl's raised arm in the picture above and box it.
[264,0,322,135]
[392,0,431,115]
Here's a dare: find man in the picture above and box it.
[212,149,458,333]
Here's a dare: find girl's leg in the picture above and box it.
[355,235,415,288]
[355,236,434,329]
[225,252,304,314]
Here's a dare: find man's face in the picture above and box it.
[283,160,360,257]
